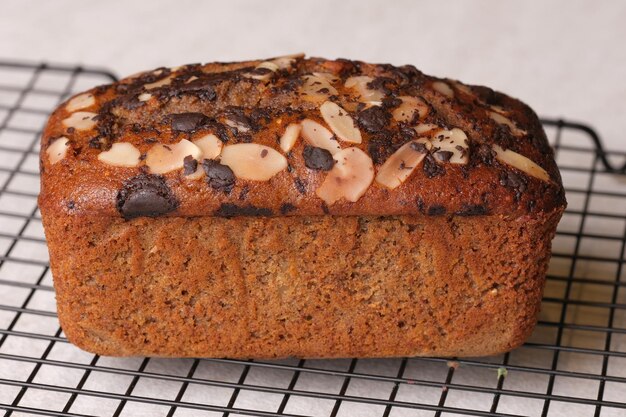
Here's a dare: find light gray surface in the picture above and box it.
[1,0,625,150]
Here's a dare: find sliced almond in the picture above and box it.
[300,119,341,155]
[271,53,305,70]
[313,72,340,84]
[62,111,97,131]
[432,81,454,99]
[392,96,429,123]
[220,143,287,181]
[47,137,69,165]
[97,142,141,167]
[279,123,302,153]
[300,74,338,102]
[245,61,280,81]
[414,123,440,135]
[493,144,550,182]
[144,74,173,90]
[490,105,508,114]
[146,139,203,174]
[316,147,374,205]
[489,111,526,136]
[431,128,470,165]
[224,118,250,133]
[66,93,95,112]
[138,93,153,102]
[344,76,384,105]
[452,81,474,97]
[375,139,431,189]
[320,101,362,144]
[193,134,223,159]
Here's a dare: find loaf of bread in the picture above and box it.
[39,55,566,358]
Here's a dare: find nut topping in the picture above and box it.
[62,111,97,131]
[146,139,203,174]
[320,101,362,144]
[279,123,301,153]
[97,143,141,167]
[489,111,526,136]
[392,96,429,123]
[220,143,287,181]
[344,76,385,105]
[47,137,69,165]
[144,74,173,90]
[299,74,338,102]
[431,128,470,165]
[66,93,95,112]
[138,93,152,102]
[271,53,304,69]
[375,138,431,189]
[193,134,223,159]
[414,123,440,135]
[300,119,341,155]
[316,147,374,205]
[244,61,280,81]
[493,144,549,182]
[432,81,454,99]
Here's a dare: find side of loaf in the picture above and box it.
[39,54,566,358]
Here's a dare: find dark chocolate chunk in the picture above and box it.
[456,204,488,216]
[434,150,454,162]
[224,107,255,131]
[410,141,428,153]
[475,143,496,165]
[66,200,75,210]
[294,178,307,195]
[202,159,236,192]
[382,96,403,109]
[303,145,335,171]
[280,203,297,215]
[423,154,445,178]
[170,112,210,133]
[214,203,273,217]
[427,205,446,216]
[321,202,330,214]
[367,76,396,95]
[357,106,391,133]
[183,155,198,175]
[116,174,179,220]
[367,137,393,165]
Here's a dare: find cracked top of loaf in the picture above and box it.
[39,54,566,219]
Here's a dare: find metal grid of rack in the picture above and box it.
[0,61,624,417]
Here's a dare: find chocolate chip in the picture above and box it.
[475,143,496,165]
[357,106,391,133]
[423,154,445,178]
[382,96,403,109]
[170,112,210,133]
[294,178,307,195]
[280,203,297,215]
[66,127,75,134]
[260,149,268,158]
[202,159,235,192]
[66,200,75,210]
[215,203,273,217]
[410,142,428,153]
[456,204,488,216]
[303,145,335,171]
[321,202,330,214]
[116,174,179,220]
[224,107,255,131]
[183,155,198,175]
[427,205,446,216]
[434,150,454,162]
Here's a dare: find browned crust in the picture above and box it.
[39,56,566,220]
[45,209,561,358]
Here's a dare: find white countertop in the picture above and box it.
[1,0,625,150]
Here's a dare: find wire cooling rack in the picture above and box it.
[0,61,625,417]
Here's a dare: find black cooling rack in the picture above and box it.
[0,61,625,417]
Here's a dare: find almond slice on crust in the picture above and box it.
[493,144,550,182]
[392,96,429,123]
[316,147,374,204]
[279,123,302,153]
[146,139,203,174]
[300,119,341,155]
[375,139,431,189]
[320,101,362,144]
[66,93,95,112]
[47,137,70,165]
[489,111,527,137]
[97,143,141,167]
[62,111,97,131]
[344,76,385,105]
[431,128,470,165]
[220,143,288,181]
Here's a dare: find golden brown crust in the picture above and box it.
[45,210,561,358]
[39,56,565,220]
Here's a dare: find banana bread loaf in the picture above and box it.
[39,54,566,358]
